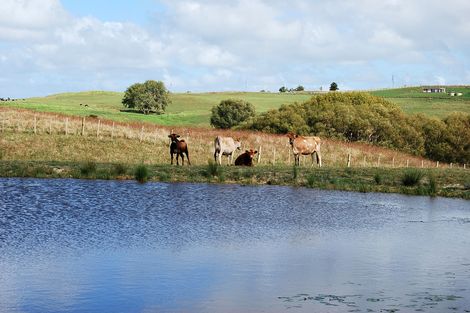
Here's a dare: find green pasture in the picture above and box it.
[371,86,470,117]
[1,91,312,127]
[1,86,469,126]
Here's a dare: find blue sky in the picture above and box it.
[1,0,470,97]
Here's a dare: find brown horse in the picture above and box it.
[168,133,191,165]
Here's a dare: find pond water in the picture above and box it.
[0,178,469,313]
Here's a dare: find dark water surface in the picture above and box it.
[1,178,469,313]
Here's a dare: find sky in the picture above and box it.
[1,0,470,97]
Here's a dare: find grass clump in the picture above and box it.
[374,172,383,185]
[427,174,437,196]
[292,165,299,181]
[134,164,149,183]
[113,163,127,175]
[401,168,424,186]
[80,161,97,176]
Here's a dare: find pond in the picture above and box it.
[0,178,469,313]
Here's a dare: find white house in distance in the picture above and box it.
[422,87,446,93]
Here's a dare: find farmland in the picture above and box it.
[1,86,469,127]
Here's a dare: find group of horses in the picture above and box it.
[168,132,322,167]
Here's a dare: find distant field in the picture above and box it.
[371,86,470,118]
[0,91,313,127]
[1,86,469,126]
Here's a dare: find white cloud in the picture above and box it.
[1,0,470,97]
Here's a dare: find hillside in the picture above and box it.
[0,86,468,127]
[371,86,470,117]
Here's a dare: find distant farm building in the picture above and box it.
[422,87,446,93]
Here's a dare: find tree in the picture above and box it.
[295,85,305,91]
[122,80,171,114]
[210,99,256,129]
[329,82,338,91]
[279,86,287,93]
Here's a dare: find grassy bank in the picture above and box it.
[0,160,469,199]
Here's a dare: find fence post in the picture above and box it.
[392,157,395,168]
[257,146,262,164]
[377,155,381,167]
[363,156,366,167]
[97,119,101,138]
[450,163,453,169]
[347,153,351,167]
[140,126,144,142]
[421,160,424,168]
[464,164,467,169]
[81,117,85,136]
[111,122,115,138]
[65,118,68,135]
[406,159,409,168]
[436,161,439,168]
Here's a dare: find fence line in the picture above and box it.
[0,110,466,169]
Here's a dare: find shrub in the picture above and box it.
[134,164,149,183]
[80,161,96,176]
[210,99,256,129]
[401,169,424,186]
[306,174,316,188]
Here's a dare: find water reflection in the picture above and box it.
[1,178,469,312]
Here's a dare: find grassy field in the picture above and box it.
[371,86,470,118]
[1,91,313,127]
[1,86,468,127]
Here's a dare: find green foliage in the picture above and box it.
[292,165,299,181]
[295,85,305,91]
[401,169,424,186]
[210,99,256,129]
[80,161,96,176]
[330,82,338,91]
[247,92,470,163]
[279,86,287,93]
[122,80,171,115]
[306,174,316,188]
[134,164,149,183]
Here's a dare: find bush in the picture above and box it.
[134,164,149,183]
[401,169,424,186]
[122,80,171,115]
[210,99,256,129]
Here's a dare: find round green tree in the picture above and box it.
[329,82,339,91]
[210,99,256,129]
[122,80,171,115]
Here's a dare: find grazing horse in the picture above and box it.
[287,133,322,167]
[168,133,191,165]
[234,149,258,166]
[214,136,241,165]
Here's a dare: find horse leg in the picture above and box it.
[317,151,322,167]
[186,151,191,165]
[170,152,174,165]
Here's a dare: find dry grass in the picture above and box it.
[0,108,460,169]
